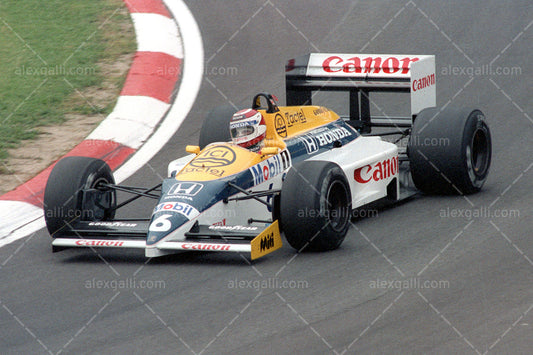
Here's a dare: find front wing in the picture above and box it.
[51,220,282,260]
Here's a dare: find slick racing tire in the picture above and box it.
[44,157,116,237]
[199,105,242,148]
[280,161,352,251]
[408,106,491,194]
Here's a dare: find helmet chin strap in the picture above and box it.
[248,142,263,153]
[239,140,264,153]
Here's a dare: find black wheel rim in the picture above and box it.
[470,127,490,177]
[85,175,114,221]
[326,180,350,232]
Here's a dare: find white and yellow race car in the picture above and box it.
[44,53,491,260]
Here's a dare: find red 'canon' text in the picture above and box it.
[354,157,399,183]
[75,240,125,247]
[412,74,435,91]
[323,56,419,75]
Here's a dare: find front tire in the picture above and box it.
[44,157,116,236]
[408,107,491,194]
[280,161,351,251]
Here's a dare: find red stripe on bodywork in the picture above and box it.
[123,0,171,17]
[120,51,181,103]
[0,140,135,207]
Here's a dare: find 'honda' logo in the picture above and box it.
[168,182,204,196]
[299,134,319,154]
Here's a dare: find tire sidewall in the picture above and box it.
[281,161,351,251]
[318,167,351,237]
[461,110,491,192]
[408,107,491,194]
[44,157,115,236]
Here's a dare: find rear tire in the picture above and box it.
[408,107,491,194]
[44,157,116,236]
[280,161,351,251]
[199,105,241,148]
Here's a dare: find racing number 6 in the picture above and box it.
[149,214,173,232]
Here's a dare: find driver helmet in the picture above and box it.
[230,109,267,152]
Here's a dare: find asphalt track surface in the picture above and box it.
[1,1,531,354]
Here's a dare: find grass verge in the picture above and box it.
[0,0,135,166]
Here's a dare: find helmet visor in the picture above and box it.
[230,125,255,139]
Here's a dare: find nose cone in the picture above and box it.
[176,143,262,181]
[146,201,200,245]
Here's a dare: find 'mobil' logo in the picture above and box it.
[190,146,236,168]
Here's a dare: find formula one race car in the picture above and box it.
[44,53,491,260]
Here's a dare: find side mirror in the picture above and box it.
[261,147,278,156]
[186,145,201,155]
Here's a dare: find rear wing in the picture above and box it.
[285,53,436,133]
